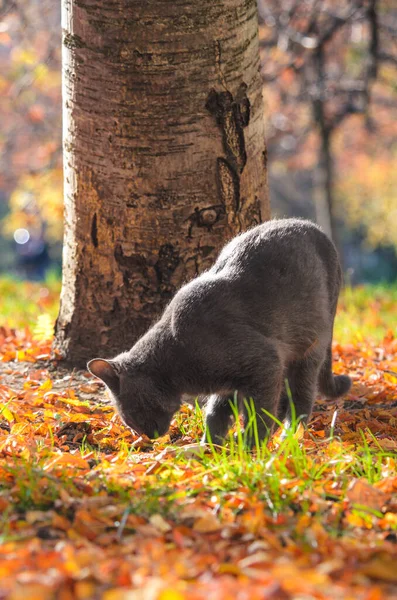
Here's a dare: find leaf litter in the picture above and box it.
[0,284,396,599]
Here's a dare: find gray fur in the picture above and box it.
[88,218,351,445]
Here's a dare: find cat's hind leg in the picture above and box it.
[282,352,326,429]
[318,344,351,398]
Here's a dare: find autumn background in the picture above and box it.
[0,0,397,599]
[1,0,396,281]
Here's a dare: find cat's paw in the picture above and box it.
[334,374,352,397]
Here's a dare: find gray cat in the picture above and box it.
[88,218,351,446]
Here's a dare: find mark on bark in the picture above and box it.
[200,246,215,258]
[187,205,226,237]
[114,245,142,269]
[245,198,262,228]
[217,158,240,213]
[91,213,98,248]
[154,244,180,297]
[236,82,250,127]
[206,83,250,174]
[114,244,148,288]
[63,32,86,50]
[199,208,218,226]
[111,297,120,316]
[262,147,268,170]
[206,83,250,217]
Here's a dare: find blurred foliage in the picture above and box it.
[336,146,397,248]
[0,0,396,273]
[259,0,397,250]
[0,275,60,330]
[335,282,397,343]
[3,169,63,242]
[0,0,62,265]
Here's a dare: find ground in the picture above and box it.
[0,279,396,600]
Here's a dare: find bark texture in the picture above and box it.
[55,0,269,366]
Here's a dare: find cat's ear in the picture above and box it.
[87,358,120,391]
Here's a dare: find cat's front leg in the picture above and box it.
[221,339,281,448]
[241,375,283,448]
[201,393,237,446]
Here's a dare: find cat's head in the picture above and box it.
[87,357,180,439]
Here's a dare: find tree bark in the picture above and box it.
[55,0,268,367]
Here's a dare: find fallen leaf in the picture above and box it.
[193,513,222,533]
[361,554,397,583]
[149,514,172,533]
[347,479,390,511]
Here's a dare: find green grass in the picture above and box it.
[335,282,397,343]
[1,413,393,526]
[107,416,396,542]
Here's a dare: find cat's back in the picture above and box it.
[209,218,341,335]
[167,218,340,343]
[210,218,338,280]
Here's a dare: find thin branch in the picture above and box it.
[378,52,397,67]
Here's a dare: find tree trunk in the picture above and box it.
[311,43,341,257]
[54,0,268,367]
[313,127,334,241]
[313,127,343,264]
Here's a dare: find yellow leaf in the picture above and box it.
[39,379,53,392]
[158,590,186,600]
[0,403,14,422]
[294,422,305,440]
[384,372,397,385]
[20,447,30,461]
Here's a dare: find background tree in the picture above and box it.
[259,0,396,256]
[53,0,268,366]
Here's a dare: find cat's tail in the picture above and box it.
[318,345,351,398]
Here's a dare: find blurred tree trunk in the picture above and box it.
[311,43,341,260]
[54,0,268,367]
[313,127,344,266]
[313,128,337,246]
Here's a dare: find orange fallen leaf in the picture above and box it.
[347,479,390,511]
[193,513,222,533]
[43,454,90,471]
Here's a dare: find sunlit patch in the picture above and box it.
[13,228,30,244]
